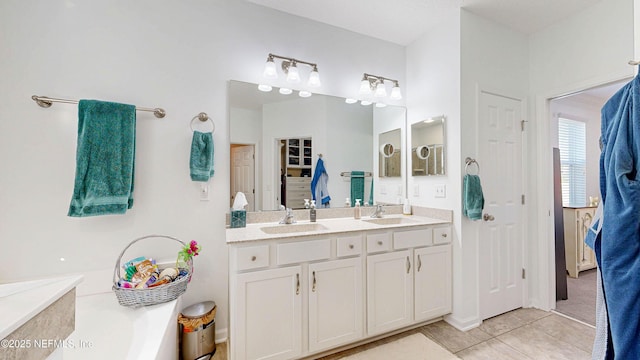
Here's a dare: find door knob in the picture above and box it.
[483,213,495,221]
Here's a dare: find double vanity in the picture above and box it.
[227,207,452,360]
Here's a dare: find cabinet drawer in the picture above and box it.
[234,245,270,271]
[366,232,392,253]
[286,177,311,184]
[287,183,311,191]
[337,234,363,257]
[433,226,451,244]
[393,228,432,249]
[277,239,331,265]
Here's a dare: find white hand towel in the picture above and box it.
[232,192,248,210]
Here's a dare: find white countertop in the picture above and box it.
[226,214,450,243]
[0,275,83,339]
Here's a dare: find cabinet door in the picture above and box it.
[308,258,363,353]
[367,250,412,335]
[415,245,452,321]
[232,266,302,360]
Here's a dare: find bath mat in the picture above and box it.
[340,333,459,360]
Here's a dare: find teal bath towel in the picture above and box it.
[350,171,365,207]
[68,100,136,217]
[463,174,484,220]
[190,131,214,182]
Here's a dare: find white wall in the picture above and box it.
[549,96,604,204]
[528,0,635,310]
[325,97,373,206]
[0,0,405,340]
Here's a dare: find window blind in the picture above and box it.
[558,117,586,206]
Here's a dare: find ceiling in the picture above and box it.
[247,0,602,45]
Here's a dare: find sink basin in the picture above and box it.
[362,217,418,225]
[260,223,328,234]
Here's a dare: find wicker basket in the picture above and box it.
[112,234,192,307]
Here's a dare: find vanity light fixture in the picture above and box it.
[375,103,387,108]
[279,87,293,95]
[360,100,372,106]
[359,73,403,100]
[262,53,321,88]
[345,98,358,104]
[258,84,273,92]
[299,90,312,98]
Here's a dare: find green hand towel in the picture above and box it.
[463,174,484,220]
[190,131,214,182]
[68,100,136,217]
[350,171,365,207]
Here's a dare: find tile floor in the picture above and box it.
[214,308,595,360]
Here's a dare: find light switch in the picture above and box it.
[200,183,210,201]
[434,184,446,198]
[413,185,420,197]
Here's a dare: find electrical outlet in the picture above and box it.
[200,183,210,201]
[434,184,446,198]
[413,184,420,197]
[380,185,387,195]
[397,185,403,196]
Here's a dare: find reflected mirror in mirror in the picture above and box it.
[411,115,446,176]
[229,80,405,211]
[379,128,401,177]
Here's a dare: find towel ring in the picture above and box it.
[465,157,479,175]
[190,112,215,133]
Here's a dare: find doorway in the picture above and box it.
[548,80,627,325]
[230,144,256,211]
[478,91,525,320]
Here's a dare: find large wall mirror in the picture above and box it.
[229,80,407,211]
[379,129,401,177]
[411,115,446,176]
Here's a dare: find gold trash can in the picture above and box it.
[179,301,216,360]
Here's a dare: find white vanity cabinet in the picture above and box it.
[229,223,452,360]
[232,266,303,360]
[308,257,363,352]
[367,249,413,335]
[367,228,452,335]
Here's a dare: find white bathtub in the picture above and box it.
[63,293,181,360]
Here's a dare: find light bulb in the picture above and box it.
[359,79,372,95]
[390,83,402,100]
[263,57,278,79]
[299,90,312,98]
[375,103,387,108]
[307,69,321,87]
[374,82,387,98]
[345,98,358,104]
[279,87,293,95]
[286,63,301,83]
[360,100,372,106]
[258,84,273,92]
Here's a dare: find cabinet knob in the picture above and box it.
[251,256,257,261]
[441,233,447,238]
[349,244,354,249]
[377,241,383,246]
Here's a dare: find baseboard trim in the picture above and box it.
[444,314,481,331]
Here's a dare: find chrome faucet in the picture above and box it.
[279,208,296,224]
[371,204,385,218]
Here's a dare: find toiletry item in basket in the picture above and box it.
[159,268,179,281]
[117,279,135,289]
[130,258,158,284]
[148,278,170,288]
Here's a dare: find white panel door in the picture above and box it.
[231,145,255,211]
[478,91,524,320]
[414,245,452,321]
[233,266,302,360]
[308,258,363,353]
[367,250,413,335]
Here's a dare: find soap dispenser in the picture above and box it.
[354,199,361,219]
[310,200,317,222]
